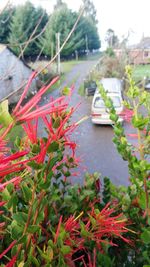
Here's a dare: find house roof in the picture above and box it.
[0,43,33,70]
[129,37,150,50]
[134,37,150,49]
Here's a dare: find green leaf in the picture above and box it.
[26,254,40,267]
[60,245,71,255]
[37,246,50,261]
[141,229,150,244]
[35,211,44,224]
[2,187,11,201]
[13,212,28,225]
[15,136,21,147]
[139,192,146,209]
[28,161,43,170]
[47,141,59,153]
[132,115,149,130]
[21,183,32,202]
[53,117,61,129]
[0,100,13,126]
[10,221,24,239]
[114,126,124,136]
[80,221,89,237]
[27,225,40,233]
[7,194,18,211]
[7,183,14,193]
[109,113,118,122]
[32,144,40,153]
[61,87,70,96]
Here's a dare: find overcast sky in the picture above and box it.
[1,0,149,48]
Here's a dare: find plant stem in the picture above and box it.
[133,100,149,214]
[17,183,36,258]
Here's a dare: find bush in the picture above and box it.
[0,66,149,266]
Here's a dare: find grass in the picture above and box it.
[78,83,85,96]
[132,64,150,82]
[30,59,82,75]
[60,60,82,74]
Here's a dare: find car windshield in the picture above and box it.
[100,79,122,93]
[94,96,121,108]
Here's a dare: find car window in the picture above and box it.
[94,97,105,108]
[100,79,122,93]
[94,96,121,108]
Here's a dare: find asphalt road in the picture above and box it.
[43,60,130,186]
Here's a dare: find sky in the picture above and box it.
[0,0,150,49]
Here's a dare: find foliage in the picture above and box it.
[0,73,130,266]
[81,0,98,24]
[0,5,15,44]
[105,29,119,48]
[1,1,100,59]
[8,1,48,57]
[40,4,100,59]
[96,54,126,79]
[98,65,150,266]
[105,47,115,57]
[0,65,149,266]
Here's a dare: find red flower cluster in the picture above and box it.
[54,204,130,266]
[85,203,130,249]
[120,108,134,123]
[0,73,79,266]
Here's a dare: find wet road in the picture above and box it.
[43,60,129,186]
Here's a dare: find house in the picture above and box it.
[114,37,150,65]
[0,44,37,104]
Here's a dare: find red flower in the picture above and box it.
[54,215,63,244]
[22,119,38,144]
[0,240,17,260]
[5,254,18,267]
[85,203,131,249]
[120,108,134,123]
[0,176,21,191]
[12,75,60,122]
[127,133,138,138]
[64,215,85,254]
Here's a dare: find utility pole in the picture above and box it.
[85,34,89,55]
[56,32,60,75]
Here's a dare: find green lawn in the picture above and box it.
[132,64,150,82]
[60,60,82,74]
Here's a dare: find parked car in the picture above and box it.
[91,78,124,125]
[97,78,123,95]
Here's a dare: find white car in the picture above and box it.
[91,78,124,125]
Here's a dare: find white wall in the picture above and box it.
[0,48,37,104]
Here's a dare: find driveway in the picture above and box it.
[42,60,129,186]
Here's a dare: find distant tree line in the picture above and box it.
[0,0,100,59]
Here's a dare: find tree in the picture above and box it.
[9,1,48,57]
[41,4,100,59]
[0,5,15,44]
[105,29,119,48]
[82,0,98,24]
[54,0,67,10]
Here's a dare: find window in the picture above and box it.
[94,96,121,108]
[144,51,149,58]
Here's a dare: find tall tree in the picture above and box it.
[54,0,66,10]
[41,4,100,58]
[9,1,48,57]
[105,29,119,48]
[0,5,15,44]
[82,0,98,24]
